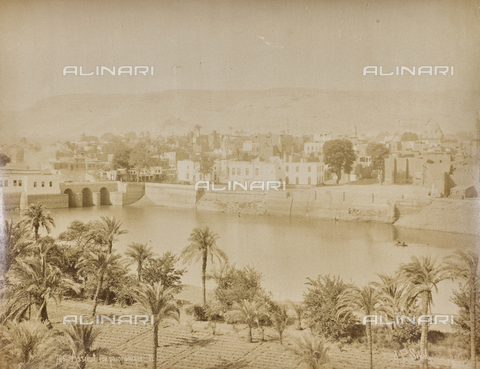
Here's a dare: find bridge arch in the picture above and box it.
[100,187,111,205]
[82,188,93,207]
[64,189,75,208]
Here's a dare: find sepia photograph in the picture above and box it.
[0,0,479,368]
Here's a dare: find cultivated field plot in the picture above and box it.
[48,300,473,369]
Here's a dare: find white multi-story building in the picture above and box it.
[227,161,281,182]
[282,161,325,185]
[211,157,325,186]
[304,142,323,155]
[0,169,60,194]
[177,160,208,184]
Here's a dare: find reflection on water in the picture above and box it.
[11,205,477,314]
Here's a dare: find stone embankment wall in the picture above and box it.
[27,194,69,208]
[1,193,22,212]
[264,186,398,223]
[1,192,69,211]
[143,183,197,208]
[113,182,145,205]
[194,185,412,223]
[196,191,267,215]
[193,185,478,234]
[394,198,479,235]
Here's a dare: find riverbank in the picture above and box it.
[394,198,479,235]
[135,183,479,235]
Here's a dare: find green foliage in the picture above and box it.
[212,264,267,311]
[1,219,32,277]
[323,139,357,183]
[303,275,358,340]
[225,299,268,342]
[6,239,80,327]
[186,304,208,321]
[125,242,155,280]
[291,332,330,369]
[391,320,421,346]
[401,132,419,141]
[366,142,389,170]
[451,284,480,355]
[22,203,56,241]
[140,252,185,291]
[0,320,57,368]
[181,226,228,304]
[58,219,96,249]
[270,303,290,344]
[128,142,156,170]
[109,274,139,307]
[112,146,132,169]
[199,153,214,177]
[61,324,121,369]
[0,152,11,167]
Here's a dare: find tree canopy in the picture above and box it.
[0,152,11,167]
[366,142,389,170]
[323,139,356,184]
[401,132,419,141]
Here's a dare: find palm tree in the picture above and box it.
[76,250,125,316]
[6,239,79,328]
[227,299,263,343]
[135,283,180,369]
[291,332,329,369]
[97,216,127,253]
[180,226,227,304]
[372,274,409,325]
[288,300,304,330]
[0,320,57,368]
[1,219,32,277]
[445,249,479,369]
[397,256,449,369]
[270,304,289,344]
[337,284,389,369]
[61,324,121,369]
[22,203,55,241]
[125,242,155,281]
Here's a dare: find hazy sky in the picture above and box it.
[0,0,479,110]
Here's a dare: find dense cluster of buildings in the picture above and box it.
[1,120,479,202]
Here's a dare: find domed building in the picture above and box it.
[421,121,444,143]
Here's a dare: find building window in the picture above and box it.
[296,177,299,185]
[34,182,37,187]
[42,182,45,187]
[286,166,289,172]
[18,180,22,186]
[4,180,8,187]
[308,166,311,172]
[255,168,259,176]
[49,181,53,187]
[308,177,311,185]
[13,180,17,186]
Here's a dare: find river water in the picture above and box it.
[22,205,477,315]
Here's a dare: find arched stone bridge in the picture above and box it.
[59,182,144,207]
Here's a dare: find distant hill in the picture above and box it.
[1,88,478,140]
